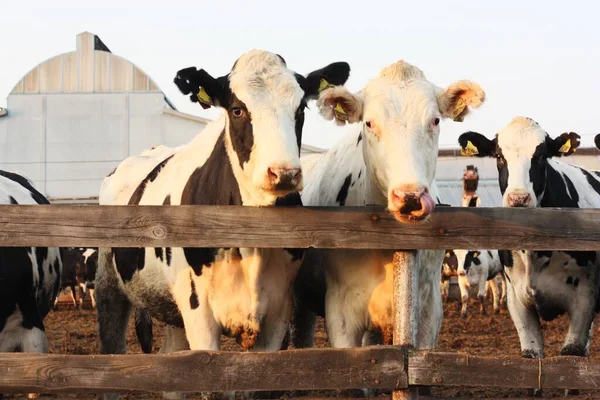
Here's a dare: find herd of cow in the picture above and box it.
[1,49,600,398]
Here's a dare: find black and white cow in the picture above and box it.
[291,60,485,353]
[55,247,98,309]
[454,249,505,317]
[95,50,350,398]
[0,170,63,355]
[459,117,600,366]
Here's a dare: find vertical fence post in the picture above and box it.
[393,251,419,400]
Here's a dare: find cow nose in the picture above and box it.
[267,167,301,190]
[390,185,436,222]
[507,192,532,207]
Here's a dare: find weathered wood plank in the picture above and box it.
[0,347,406,394]
[1,205,600,250]
[409,352,540,389]
[541,356,600,389]
[393,251,419,400]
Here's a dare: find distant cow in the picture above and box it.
[454,250,505,317]
[462,165,481,207]
[54,247,98,309]
[459,117,600,369]
[0,170,63,356]
[95,50,350,400]
[292,58,485,360]
[80,248,98,307]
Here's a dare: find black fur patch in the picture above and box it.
[163,195,171,205]
[580,169,600,196]
[487,251,493,258]
[9,196,17,204]
[128,155,174,205]
[276,192,305,261]
[574,278,580,287]
[499,250,514,268]
[113,248,145,282]
[468,196,478,207]
[166,248,172,266]
[227,95,254,168]
[567,276,573,285]
[181,131,242,275]
[541,166,580,208]
[336,174,352,206]
[357,133,363,145]
[0,170,49,205]
[155,248,164,261]
[189,274,199,310]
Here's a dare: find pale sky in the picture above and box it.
[1,0,598,150]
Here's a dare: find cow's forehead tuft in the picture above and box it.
[231,49,287,75]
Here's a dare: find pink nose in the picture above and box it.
[507,192,532,207]
[390,185,436,221]
[267,167,301,190]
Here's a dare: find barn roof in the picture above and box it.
[9,31,178,111]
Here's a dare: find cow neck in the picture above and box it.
[180,127,243,206]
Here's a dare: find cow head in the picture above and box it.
[174,50,350,204]
[458,117,580,207]
[317,60,485,222]
[441,250,458,280]
[455,249,481,276]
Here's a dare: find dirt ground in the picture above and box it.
[4,296,600,399]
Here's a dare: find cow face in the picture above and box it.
[174,50,350,203]
[441,250,458,280]
[317,60,485,222]
[463,165,479,192]
[458,117,580,207]
[455,249,481,276]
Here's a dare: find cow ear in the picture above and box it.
[174,67,229,109]
[302,62,351,100]
[437,80,485,122]
[317,86,364,126]
[549,132,580,157]
[458,131,496,158]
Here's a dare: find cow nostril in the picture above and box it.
[267,167,279,181]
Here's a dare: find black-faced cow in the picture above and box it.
[454,249,505,317]
[55,247,85,309]
[95,50,350,399]
[0,170,63,356]
[459,117,600,367]
[291,60,485,354]
[462,165,481,207]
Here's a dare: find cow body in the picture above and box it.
[459,117,600,365]
[292,60,485,356]
[95,50,350,400]
[0,171,63,355]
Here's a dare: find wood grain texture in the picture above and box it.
[0,205,600,250]
[0,347,406,394]
[392,252,419,400]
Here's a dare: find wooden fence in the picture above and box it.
[1,205,600,399]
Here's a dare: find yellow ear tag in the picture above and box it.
[197,87,213,106]
[333,103,348,121]
[451,98,467,122]
[319,78,335,93]
[559,139,571,153]
[461,140,479,156]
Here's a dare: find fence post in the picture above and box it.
[393,251,419,400]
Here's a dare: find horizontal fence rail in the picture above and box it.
[1,205,600,250]
[2,349,600,394]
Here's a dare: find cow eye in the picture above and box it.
[232,107,245,118]
[365,121,372,129]
[433,117,440,126]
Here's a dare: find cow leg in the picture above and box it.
[506,280,544,397]
[440,280,449,303]
[290,296,317,349]
[488,277,501,314]
[69,284,78,309]
[134,308,154,354]
[89,287,96,308]
[95,248,132,400]
[458,276,469,318]
[324,289,364,348]
[500,275,508,309]
[478,275,487,316]
[159,326,190,400]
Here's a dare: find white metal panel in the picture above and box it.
[161,113,205,148]
[128,93,164,156]
[0,96,45,163]
[0,162,45,191]
[45,94,128,162]
[46,178,104,199]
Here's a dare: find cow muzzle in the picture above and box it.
[266,166,302,192]
[390,185,436,223]
[506,191,532,207]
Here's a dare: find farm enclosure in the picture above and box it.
[1,204,600,399]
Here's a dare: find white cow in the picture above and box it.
[292,59,485,365]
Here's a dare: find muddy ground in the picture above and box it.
[4,296,600,399]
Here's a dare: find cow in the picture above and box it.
[440,250,458,304]
[0,170,63,356]
[454,249,505,317]
[459,117,600,395]
[462,165,481,207]
[95,50,350,400]
[55,247,84,309]
[80,248,98,307]
[291,58,485,374]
